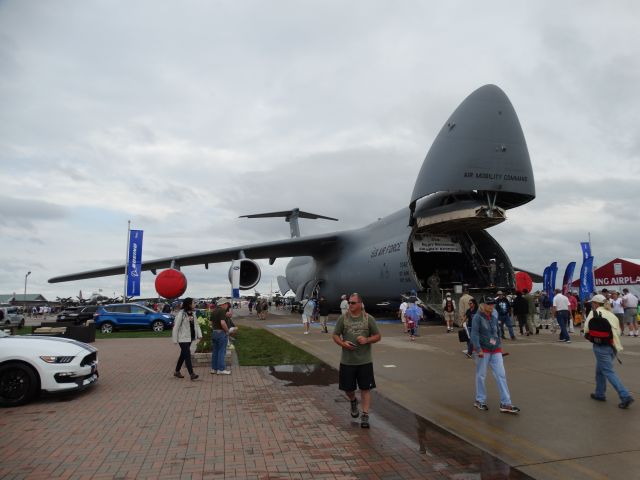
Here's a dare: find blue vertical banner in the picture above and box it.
[580,242,591,260]
[562,261,576,295]
[543,266,551,297]
[127,229,143,297]
[549,262,558,296]
[579,256,594,301]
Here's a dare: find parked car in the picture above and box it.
[93,303,174,334]
[56,305,100,325]
[0,306,25,328]
[0,330,98,407]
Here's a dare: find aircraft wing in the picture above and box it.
[48,232,341,283]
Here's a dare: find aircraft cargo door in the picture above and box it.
[408,230,514,292]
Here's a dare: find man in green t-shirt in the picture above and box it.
[332,293,381,428]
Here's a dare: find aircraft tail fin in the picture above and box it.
[240,208,338,238]
[277,275,291,295]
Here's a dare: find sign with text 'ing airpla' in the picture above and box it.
[127,230,143,297]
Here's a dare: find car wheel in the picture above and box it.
[0,362,39,407]
[151,320,165,332]
[100,322,114,334]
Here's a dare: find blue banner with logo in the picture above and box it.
[579,256,594,301]
[580,242,591,260]
[562,261,576,295]
[543,266,551,297]
[547,262,558,298]
[549,262,558,296]
[127,229,143,297]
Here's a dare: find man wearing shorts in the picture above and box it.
[622,288,639,336]
[332,293,381,428]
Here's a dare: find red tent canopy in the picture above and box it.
[571,258,640,292]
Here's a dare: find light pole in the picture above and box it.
[24,271,31,310]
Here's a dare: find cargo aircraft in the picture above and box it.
[49,85,537,309]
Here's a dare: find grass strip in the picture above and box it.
[234,325,321,366]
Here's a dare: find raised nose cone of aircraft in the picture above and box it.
[411,84,535,210]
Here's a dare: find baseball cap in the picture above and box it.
[217,298,231,305]
[591,294,606,304]
[483,296,496,305]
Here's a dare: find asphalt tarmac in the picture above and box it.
[237,308,639,480]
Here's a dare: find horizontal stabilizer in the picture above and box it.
[240,209,338,221]
[240,208,338,238]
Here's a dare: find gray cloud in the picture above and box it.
[1,1,639,299]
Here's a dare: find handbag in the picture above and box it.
[458,328,469,343]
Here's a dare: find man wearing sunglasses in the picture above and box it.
[332,293,381,428]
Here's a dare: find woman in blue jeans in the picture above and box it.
[210,298,233,375]
[470,299,520,414]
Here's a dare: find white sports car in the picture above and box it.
[0,331,98,407]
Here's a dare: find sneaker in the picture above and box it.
[618,397,634,409]
[350,398,360,418]
[590,393,606,402]
[217,369,231,375]
[210,369,217,374]
[190,373,199,380]
[303,331,309,335]
[565,340,572,344]
[474,401,488,411]
[499,404,520,414]
[360,413,370,428]
[174,371,184,378]
[464,352,473,359]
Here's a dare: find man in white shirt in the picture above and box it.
[552,289,571,343]
[339,294,349,317]
[610,291,625,332]
[622,288,639,337]
[399,299,409,333]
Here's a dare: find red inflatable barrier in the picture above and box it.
[155,269,187,299]
[515,271,533,293]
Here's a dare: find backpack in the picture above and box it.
[585,311,613,346]
[405,305,421,323]
[444,299,454,312]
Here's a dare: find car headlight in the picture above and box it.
[39,356,75,364]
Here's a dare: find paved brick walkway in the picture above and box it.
[0,338,526,479]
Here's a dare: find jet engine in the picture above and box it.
[227,258,261,289]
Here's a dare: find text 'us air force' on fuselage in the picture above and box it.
[49,85,536,309]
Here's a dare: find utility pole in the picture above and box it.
[24,271,31,308]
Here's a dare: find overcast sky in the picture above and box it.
[1,1,639,302]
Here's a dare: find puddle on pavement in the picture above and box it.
[266,363,532,480]
[265,363,336,386]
